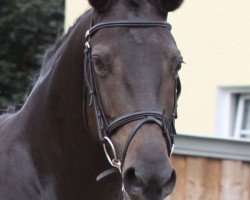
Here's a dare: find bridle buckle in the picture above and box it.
[103,136,122,173]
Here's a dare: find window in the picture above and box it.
[215,87,250,139]
[234,95,250,138]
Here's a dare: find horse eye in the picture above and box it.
[92,57,104,70]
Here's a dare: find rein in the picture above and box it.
[83,18,181,182]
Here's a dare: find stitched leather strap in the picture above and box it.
[121,117,162,164]
[85,20,172,39]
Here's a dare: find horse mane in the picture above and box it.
[0,9,93,113]
[43,9,92,65]
[32,10,92,86]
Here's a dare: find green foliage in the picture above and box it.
[0,0,65,108]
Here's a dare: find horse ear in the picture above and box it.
[88,0,111,13]
[163,0,184,12]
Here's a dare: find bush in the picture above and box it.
[0,0,65,108]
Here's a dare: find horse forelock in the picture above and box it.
[89,0,183,20]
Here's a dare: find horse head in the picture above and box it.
[85,0,184,199]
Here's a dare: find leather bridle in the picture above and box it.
[83,18,181,181]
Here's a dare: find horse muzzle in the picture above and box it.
[119,122,177,200]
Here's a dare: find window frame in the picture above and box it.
[215,87,250,139]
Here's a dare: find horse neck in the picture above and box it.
[23,15,87,139]
[18,9,109,183]
[13,11,124,198]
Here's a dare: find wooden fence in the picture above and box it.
[166,151,250,200]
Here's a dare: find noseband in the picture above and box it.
[83,19,181,181]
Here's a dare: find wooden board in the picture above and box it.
[165,155,250,200]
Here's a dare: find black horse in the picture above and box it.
[0,0,184,199]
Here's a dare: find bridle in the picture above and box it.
[84,19,181,181]
[83,18,181,181]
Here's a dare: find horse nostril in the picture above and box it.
[123,167,176,199]
[163,170,177,195]
[123,167,143,196]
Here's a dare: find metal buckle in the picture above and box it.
[85,41,90,49]
[170,144,175,155]
[103,136,121,173]
[85,30,90,38]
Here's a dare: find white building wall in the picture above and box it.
[169,0,250,136]
[65,0,250,137]
[65,0,90,30]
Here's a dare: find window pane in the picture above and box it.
[242,99,250,130]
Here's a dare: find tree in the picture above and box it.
[0,0,64,108]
